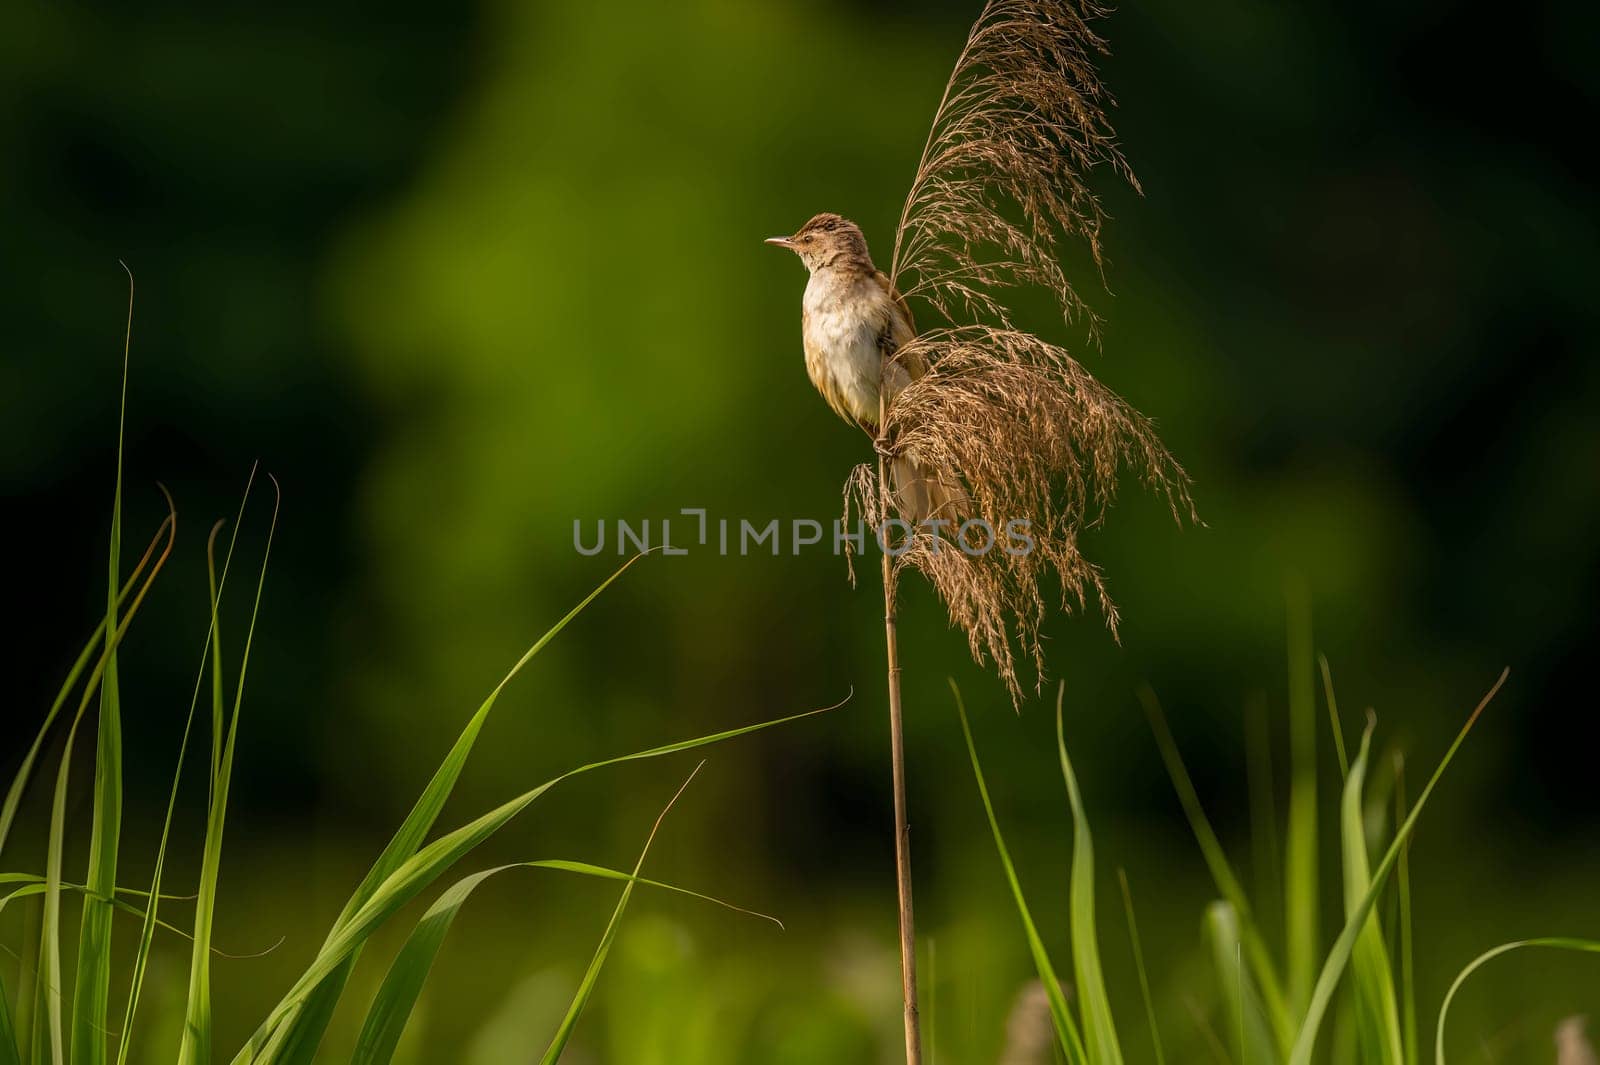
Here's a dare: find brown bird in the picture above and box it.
[766,212,965,523]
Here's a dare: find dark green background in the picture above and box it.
[3,1,1596,1061]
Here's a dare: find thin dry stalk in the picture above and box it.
[879,466,923,1063]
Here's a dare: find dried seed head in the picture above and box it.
[890,0,1139,339]
[856,0,1195,704]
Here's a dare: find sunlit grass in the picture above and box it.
[0,344,831,1065]
[4,310,1595,1065]
[954,642,1598,1065]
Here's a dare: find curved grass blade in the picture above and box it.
[351,855,778,1065]
[538,764,701,1064]
[34,503,174,1065]
[118,471,256,1065]
[1,880,254,958]
[344,870,501,1065]
[952,681,1087,1065]
[1285,587,1317,1017]
[1117,871,1165,1065]
[37,701,90,1065]
[1286,669,1508,1065]
[1138,686,1291,1051]
[0,516,171,858]
[259,553,651,1064]
[1434,938,1600,1065]
[1393,755,1417,1065]
[1319,655,1349,779]
[178,479,280,1065]
[69,263,138,1065]
[1339,722,1403,1065]
[0,513,169,1065]
[1053,686,1123,1065]
[231,693,843,1065]
[514,861,782,926]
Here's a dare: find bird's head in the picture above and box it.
[765,213,874,273]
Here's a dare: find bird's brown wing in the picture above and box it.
[873,270,925,380]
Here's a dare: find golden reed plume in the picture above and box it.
[851,0,1197,704]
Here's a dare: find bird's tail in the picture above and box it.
[891,455,969,526]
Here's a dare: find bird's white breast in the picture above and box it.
[801,271,885,425]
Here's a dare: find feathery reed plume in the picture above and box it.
[878,324,1194,699]
[851,0,1195,707]
[890,0,1139,336]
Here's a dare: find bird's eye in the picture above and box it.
[801,235,813,244]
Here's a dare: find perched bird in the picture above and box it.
[766,212,964,523]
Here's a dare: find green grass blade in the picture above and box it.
[0,518,168,859]
[70,638,122,1063]
[1285,587,1317,1017]
[1393,755,1418,1065]
[351,855,778,1065]
[178,480,280,1065]
[260,554,650,1064]
[19,894,40,1061]
[515,860,783,924]
[37,716,88,1065]
[68,684,120,1065]
[1286,669,1508,1065]
[1117,871,1165,1065]
[0,974,19,1065]
[2,882,51,912]
[1433,938,1600,1065]
[1319,655,1349,779]
[338,552,651,923]
[67,265,137,1065]
[1137,687,1292,1052]
[1203,903,1274,1065]
[240,780,563,1064]
[118,479,255,1065]
[31,516,173,1065]
[230,695,841,1065]
[34,764,67,1065]
[537,766,703,1064]
[0,880,232,960]
[952,682,1087,1065]
[1053,687,1124,1065]
[1340,722,1404,1065]
[1361,758,1396,861]
[0,624,102,861]
[348,868,502,1065]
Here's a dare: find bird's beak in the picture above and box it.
[764,235,795,249]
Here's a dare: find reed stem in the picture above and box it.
[878,449,923,1065]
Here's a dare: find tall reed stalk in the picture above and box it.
[877,422,923,1064]
[860,3,1196,1058]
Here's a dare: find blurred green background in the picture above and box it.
[3,0,1597,1061]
